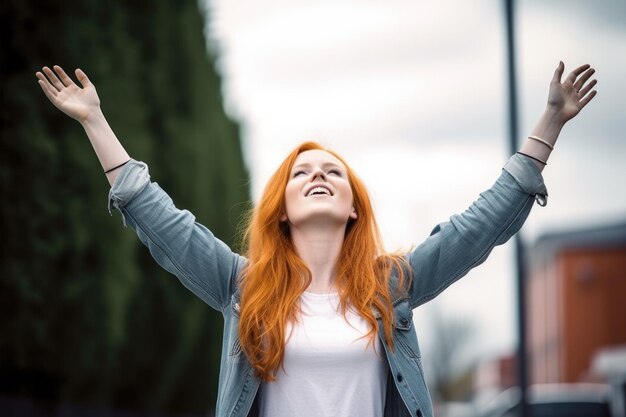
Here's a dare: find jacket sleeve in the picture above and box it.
[405,153,548,308]
[107,159,246,312]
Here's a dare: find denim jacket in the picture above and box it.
[107,153,547,417]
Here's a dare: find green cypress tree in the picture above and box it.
[1,0,249,413]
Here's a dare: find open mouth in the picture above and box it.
[305,186,333,197]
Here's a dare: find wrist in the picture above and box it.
[80,107,105,127]
[543,105,567,128]
[531,108,565,142]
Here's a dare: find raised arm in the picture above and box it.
[35,65,129,185]
[35,65,245,311]
[405,61,597,308]
[405,154,545,308]
[107,160,246,311]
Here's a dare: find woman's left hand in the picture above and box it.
[547,61,597,123]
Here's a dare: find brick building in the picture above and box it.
[527,221,626,384]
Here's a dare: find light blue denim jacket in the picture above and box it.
[107,153,547,417]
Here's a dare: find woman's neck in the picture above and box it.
[289,222,345,294]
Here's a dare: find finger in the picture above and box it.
[579,90,597,110]
[37,79,58,103]
[566,63,591,84]
[574,67,595,91]
[75,68,92,88]
[42,66,64,91]
[35,71,58,97]
[53,65,77,88]
[552,61,564,84]
[578,79,597,98]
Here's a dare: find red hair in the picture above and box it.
[238,142,410,381]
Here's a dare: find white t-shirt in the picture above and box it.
[258,291,388,417]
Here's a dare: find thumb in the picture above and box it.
[552,61,564,84]
[75,68,92,88]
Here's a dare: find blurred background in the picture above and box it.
[2,0,625,416]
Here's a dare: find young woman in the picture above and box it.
[36,61,596,417]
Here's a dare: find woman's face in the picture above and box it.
[282,150,357,227]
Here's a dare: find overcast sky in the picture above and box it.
[204,0,626,374]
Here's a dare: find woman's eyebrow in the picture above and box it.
[292,163,310,170]
[292,162,344,170]
[323,162,344,170]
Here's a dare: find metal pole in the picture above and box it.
[503,1,529,416]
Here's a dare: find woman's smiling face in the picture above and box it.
[283,150,357,227]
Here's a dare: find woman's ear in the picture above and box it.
[350,207,357,219]
[280,212,288,222]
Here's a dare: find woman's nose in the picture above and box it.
[311,169,326,181]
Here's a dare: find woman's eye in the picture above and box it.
[328,169,341,176]
[293,170,306,177]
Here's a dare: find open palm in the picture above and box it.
[548,62,597,123]
[36,65,100,123]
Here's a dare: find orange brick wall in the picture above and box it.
[559,248,626,382]
[529,247,626,384]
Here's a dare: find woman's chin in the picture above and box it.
[287,211,352,230]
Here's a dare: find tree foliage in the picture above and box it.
[0,0,249,414]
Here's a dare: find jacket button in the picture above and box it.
[416,409,423,417]
[396,373,403,382]
[400,318,408,326]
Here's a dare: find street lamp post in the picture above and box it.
[503,1,530,416]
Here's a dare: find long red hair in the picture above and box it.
[238,142,410,381]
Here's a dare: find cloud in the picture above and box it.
[524,0,626,32]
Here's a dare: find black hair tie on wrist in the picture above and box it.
[104,159,131,174]
[516,151,547,166]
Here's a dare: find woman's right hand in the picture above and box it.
[36,65,101,124]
